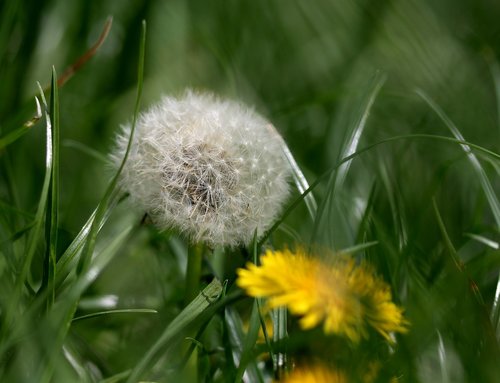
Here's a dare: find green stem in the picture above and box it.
[273,306,288,380]
[184,243,204,305]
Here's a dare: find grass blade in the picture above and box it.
[55,193,120,291]
[311,72,387,248]
[417,90,500,228]
[38,224,134,383]
[0,97,42,149]
[418,90,500,332]
[72,308,157,322]
[55,16,113,88]
[234,300,264,383]
[77,19,146,275]
[126,279,223,383]
[0,83,53,342]
[259,133,500,248]
[41,67,60,308]
[336,72,387,188]
[278,128,317,220]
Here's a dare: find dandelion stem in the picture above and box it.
[184,243,204,305]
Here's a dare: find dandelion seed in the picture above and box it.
[112,90,290,247]
[236,248,409,342]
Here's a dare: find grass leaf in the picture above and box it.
[125,278,223,383]
[279,130,317,220]
[417,90,500,228]
[72,308,157,322]
[76,20,146,275]
[41,67,60,308]
[0,97,41,149]
[0,84,54,342]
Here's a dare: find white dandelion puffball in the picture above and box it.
[113,90,291,247]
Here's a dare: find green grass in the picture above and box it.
[1,0,500,382]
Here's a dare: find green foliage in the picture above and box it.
[1,0,499,382]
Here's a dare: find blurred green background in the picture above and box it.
[1,0,500,381]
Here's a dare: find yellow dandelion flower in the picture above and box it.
[236,248,408,342]
[279,364,347,383]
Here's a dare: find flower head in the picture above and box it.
[113,90,290,247]
[237,248,408,342]
[280,364,347,383]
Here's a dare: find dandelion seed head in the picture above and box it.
[112,90,290,247]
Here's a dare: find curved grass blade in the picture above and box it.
[77,19,146,275]
[0,97,42,149]
[418,89,500,332]
[55,193,120,291]
[42,67,60,308]
[38,20,146,383]
[0,17,113,147]
[280,133,317,220]
[125,278,223,383]
[0,83,54,342]
[337,72,387,188]
[417,90,500,228]
[259,133,500,248]
[72,308,157,322]
[55,16,113,88]
[311,72,387,248]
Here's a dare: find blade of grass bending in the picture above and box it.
[311,72,386,248]
[338,72,387,188]
[56,16,113,88]
[259,133,500,247]
[0,97,42,149]
[0,17,112,149]
[417,90,500,228]
[126,279,223,383]
[418,90,500,330]
[72,308,157,322]
[41,67,60,309]
[0,84,53,342]
[279,133,317,220]
[77,20,146,275]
